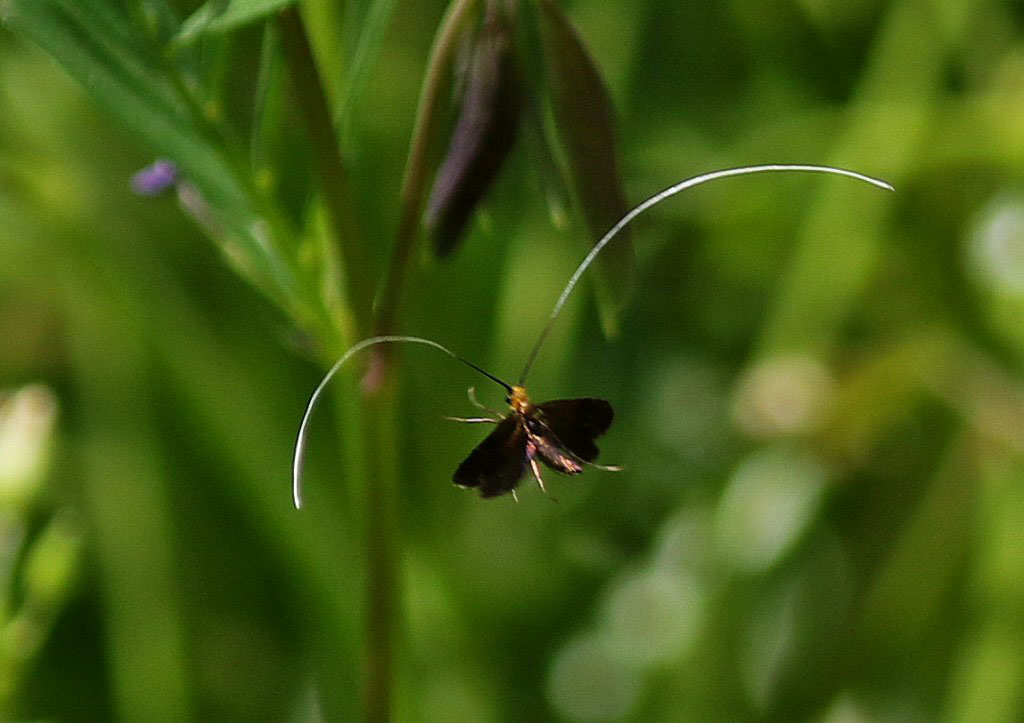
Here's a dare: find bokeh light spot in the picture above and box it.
[548,635,640,722]
[969,196,1024,296]
[0,385,57,506]
[732,355,835,438]
[604,568,706,666]
[715,446,829,572]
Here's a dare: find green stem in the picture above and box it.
[277,5,375,337]
[353,4,481,696]
[360,382,400,723]
[276,7,400,719]
[373,0,481,340]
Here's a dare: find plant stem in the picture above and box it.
[352,5,481,698]
[278,8,399,719]
[361,381,399,723]
[373,0,481,341]
[277,5,375,337]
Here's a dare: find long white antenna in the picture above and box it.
[292,335,511,509]
[517,164,894,384]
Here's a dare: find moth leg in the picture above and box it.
[442,415,499,424]
[587,461,624,472]
[466,386,486,409]
[529,458,547,494]
[511,489,519,503]
[467,386,501,416]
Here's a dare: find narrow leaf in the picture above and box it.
[177,0,296,42]
[5,0,307,314]
[336,0,401,146]
[538,0,633,335]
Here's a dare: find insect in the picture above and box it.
[291,334,618,504]
[292,165,893,508]
[447,377,619,500]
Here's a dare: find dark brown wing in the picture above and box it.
[532,398,613,469]
[452,416,529,498]
[530,432,584,475]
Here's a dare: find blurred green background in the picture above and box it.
[2,0,1023,721]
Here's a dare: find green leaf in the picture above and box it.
[5,0,308,317]
[136,0,185,44]
[522,99,572,231]
[515,1,571,230]
[177,0,297,41]
[336,0,401,147]
[538,0,633,336]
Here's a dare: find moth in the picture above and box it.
[292,165,893,508]
[448,382,618,500]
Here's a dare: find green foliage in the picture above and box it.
[2,0,1023,721]
[537,0,633,335]
[179,0,299,40]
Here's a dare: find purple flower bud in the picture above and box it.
[131,159,180,196]
[425,8,522,257]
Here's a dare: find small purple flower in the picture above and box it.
[131,159,179,196]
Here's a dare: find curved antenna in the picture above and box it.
[517,164,894,384]
[293,335,512,510]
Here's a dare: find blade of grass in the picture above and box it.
[177,0,296,42]
[277,5,374,338]
[7,0,316,322]
[755,0,941,356]
[68,289,193,722]
[538,0,633,337]
[336,0,400,149]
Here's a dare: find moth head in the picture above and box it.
[507,385,531,414]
